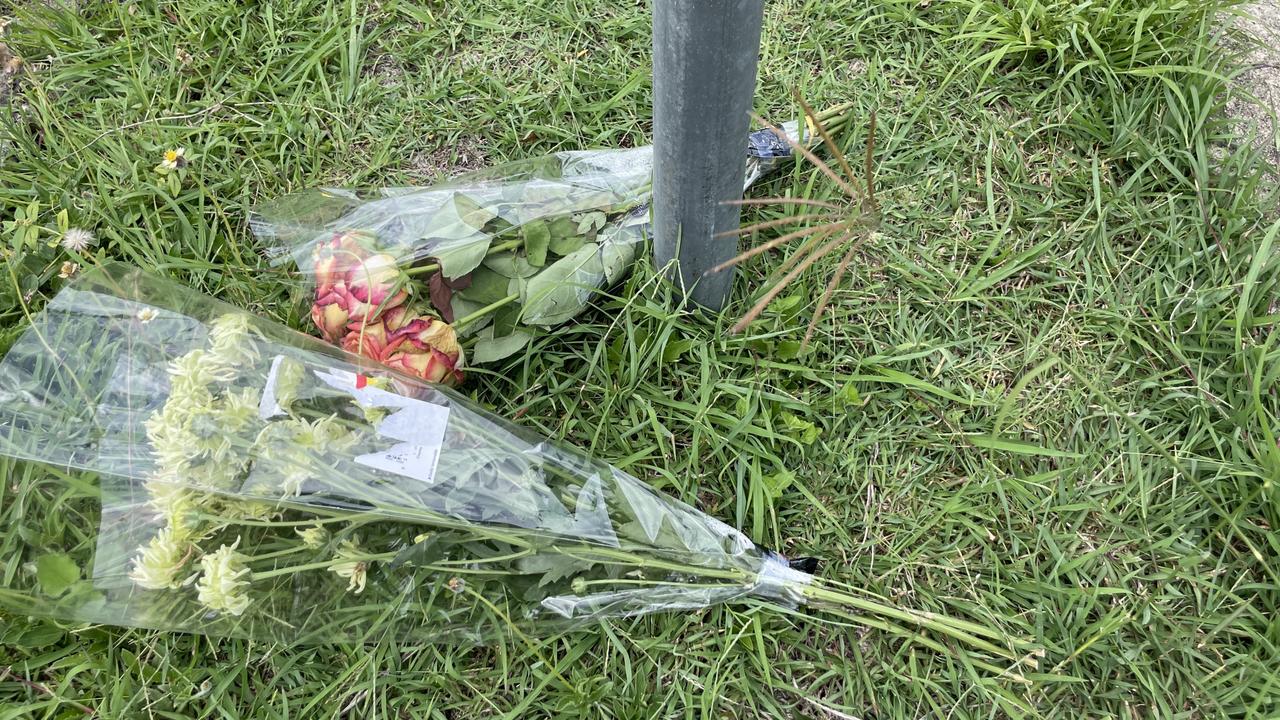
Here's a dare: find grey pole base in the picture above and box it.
[652,0,766,312]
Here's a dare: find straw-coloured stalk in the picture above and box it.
[710,97,880,345]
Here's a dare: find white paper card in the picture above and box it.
[258,355,287,419]
[313,366,451,486]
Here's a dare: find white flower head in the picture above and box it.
[296,525,328,549]
[145,410,201,471]
[279,467,309,498]
[58,261,80,279]
[329,539,368,594]
[290,415,351,451]
[273,357,306,413]
[208,313,260,367]
[196,539,251,616]
[161,147,187,170]
[144,474,190,517]
[215,386,260,432]
[60,228,96,253]
[136,307,159,324]
[128,527,189,590]
[168,349,237,390]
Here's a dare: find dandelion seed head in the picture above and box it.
[59,228,96,252]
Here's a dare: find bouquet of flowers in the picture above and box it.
[249,107,854,385]
[0,264,1023,664]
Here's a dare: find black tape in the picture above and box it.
[788,556,820,574]
[762,548,820,574]
[747,126,793,159]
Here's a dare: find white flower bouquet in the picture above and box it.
[0,264,1023,664]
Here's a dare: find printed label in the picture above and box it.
[355,442,443,485]
[313,366,451,486]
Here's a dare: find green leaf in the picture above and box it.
[14,623,64,648]
[450,296,492,337]
[521,246,604,326]
[522,220,551,267]
[432,241,491,280]
[776,340,806,360]
[599,227,640,285]
[969,435,1082,458]
[839,382,861,405]
[518,553,591,587]
[472,326,535,364]
[418,194,497,278]
[508,275,529,303]
[761,470,796,499]
[36,553,80,597]
[453,192,498,229]
[492,305,520,337]
[771,294,804,314]
[548,216,587,256]
[458,266,512,304]
[662,338,696,364]
[484,252,539,278]
[576,211,607,235]
[779,412,821,445]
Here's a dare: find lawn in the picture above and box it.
[2,0,1279,717]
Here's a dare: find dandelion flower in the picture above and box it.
[328,539,368,594]
[58,261,79,279]
[296,525,328,549]
[161,147,187,170]
[60,228,95,253]
[128,527,189,590]
[195,540,251,616]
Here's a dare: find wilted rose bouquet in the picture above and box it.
[0,264,1026,666]
[251,107,855,382]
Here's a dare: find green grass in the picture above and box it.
[2,0,1279,717]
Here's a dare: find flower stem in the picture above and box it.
[251,551,398,581]
[403,238,524,278]
[454,293,519,329]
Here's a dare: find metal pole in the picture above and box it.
[652,0,765,311]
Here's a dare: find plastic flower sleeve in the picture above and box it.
[0,263,811,643]
[248,117,843,367]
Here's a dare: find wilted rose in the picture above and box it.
[313,232,368,297]
[309,234,408,343]
[340,312,464,387]
[344,253,408,323]
[340,305,411,360]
